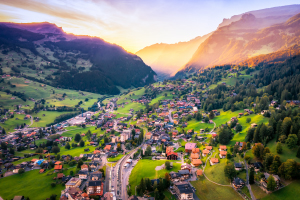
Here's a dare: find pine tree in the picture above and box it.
[249,167,254,184]
[296,147,300,158]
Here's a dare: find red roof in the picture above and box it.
[54,165,62,170]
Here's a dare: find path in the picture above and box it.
[209,121,216,134]
[202,152,231,187]
[244,152,256,200]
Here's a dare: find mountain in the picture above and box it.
[0,22,156,95]
[218,4,300,28]
[176,7,300,76]
[136,33,211,78]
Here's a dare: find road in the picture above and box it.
[168,109,174,123]
[244,154,256,200]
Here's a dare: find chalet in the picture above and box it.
[190,153,200,160]
[54,165,62,172]
[251,123,258,128]
[219,151,227,159]
[210,158,219,165]
[205,146,212,151]
[169,172,181,182]
[173,182,194,200]
[192,148,200,153]
[234,163,243,171]
[146,132,152,140]
[104,145,111,151]
[202,149,210,157]
[219,145,227,151]
[89,162,98,171]
[66,178,82,189]
[81,164,89,171]
[57,173,64,179]
[233,177,245,189]
[253,162,263,172]
[191,159,202,167]
[94,154,101,161]
[181,163,192,172]
[196,169,203,176]
[178,170,190,181]
[78,170,88,179]
[185,143,197,153]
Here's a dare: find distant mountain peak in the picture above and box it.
[241,13,256,21]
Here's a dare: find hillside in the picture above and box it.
[0,22,156,95]
[136,33,211,78]
[176,11,300,76]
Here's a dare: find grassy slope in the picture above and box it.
[191,176,242,200]
[0,169,70,200]
[262,180,300,200]
[30,111,76,127]
[1,114,31,133]
[266,139,300,163]
[129,159,181,195]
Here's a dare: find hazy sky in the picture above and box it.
[0,0,299,52]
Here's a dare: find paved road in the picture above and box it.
[244,155,256,200]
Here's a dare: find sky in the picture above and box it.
[0,0,299,53]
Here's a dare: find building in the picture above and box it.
[185,143,197,153]
[210,158,219,165]
[202,149,210,157]
[81,164,89,171]
[87,177,103,196]
[146,132,152,140]
[219,151,227,159]
[78,170,88,179]
[191,159,202,167]
[234,163,243,171]
[219,145,227,151]
[233,177,245,189]
[173,182,194,200]
[66,178,82,189]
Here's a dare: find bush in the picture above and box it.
[51,182,56,187]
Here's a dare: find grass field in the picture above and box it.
[266,139,300,163]
[129,159,181,195]
[191,176,242,200]
[0,169,67,200]
[251,184,268,199]
[30,111,76,127]
[262,180,300,200]
[204,155,231,185]
[107,154,125,162]
[116,102,145,113]
[179,119,215,132]
[1,113,31,133]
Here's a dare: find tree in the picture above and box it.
[77,160,83,168]
[74,134,81,142]
[276,142,283,154]
[52,146,60,154]
[270,155,281,174]
[286,134,298,149]
[9,148,15,155]
[278,159,297,180]
[145,145,152,156]
[224,162,236,181]
[18,168,25,174]
[263,153,274,171]
[246,118,251,123]
[209,111,214,119]
[297,147,300,158]
[70,170,74,176]
[86,129,92,140]
[65,142,70,150]
[164,173,170,188]
[165,161,171,170]
[252,143,264,159]
[1,142,7,150]
[117,143,121,151]
[249,167,254,184]
[139,178,146,194]
[263,147,271,157]
[56,154,60,160]
[267,175,276,191]
[79,140,85,147]
[49,194,57,200]
[204,116,209,123]
[281,117,292,136]
[236,123,242,133]
[219,126,234,145]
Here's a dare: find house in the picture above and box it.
[192,148,200,153]
[234,163,243,171]
[185,143,197,153]
[104,145,111,151]
[167,152,178,160]
[202,149,210,157]
[146,132,152,140]
[251,123,258,128]
[111,136,119,143]
[66,178,82,189]
[191,159,202,167]
[219,145,227,151]
[54,165,63,172]
[81,164,89,171]
[169,172,181,182]
[190,153,200,160]
[205,146,212,151]
[196,169,203,176]
[181,163,192,172]
[253,162,263,172]
[219,151,227,159]
[173,182,194,200]
[94,154,101,161]
[78,170,88,179]
[87,177,103,196]
[210,158,219,165]
[57,173,64,179]
[233,177,245,189]
[89,162,99,171]
[261,173,281,189]
[178,170,190,180]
